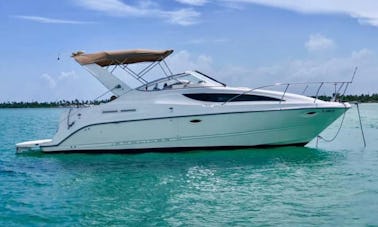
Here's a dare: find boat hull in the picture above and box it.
[40,107,347,153]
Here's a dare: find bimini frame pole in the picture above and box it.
[115,57,173,86]
[161,59,173,76]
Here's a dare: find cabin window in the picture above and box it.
[183,93,282,102]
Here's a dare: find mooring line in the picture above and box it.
[316,104,348,148]
[316,102,367,148]
[355,103,367,148]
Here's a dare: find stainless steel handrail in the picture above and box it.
[67,108,75,129]
[221,80,353,106]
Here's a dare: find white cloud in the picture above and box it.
[167,49,378,94]
[305,34,335,52]
[168,50,214,73]
[41,74,57,88]
[246,49,378,94]
[58,71,77,80]
[225,0,378,27]
[186,38,206,44]
[176,0,208,6]
[13,15,93,24]
[76,0,145,16]
[162,8,200,26]
[185,37,229,45]
[76,0,200,26]
[38,49,378,101]
[39,70,108,101]
[41,71,78,89]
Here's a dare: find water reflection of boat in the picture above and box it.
[16,49,350,153]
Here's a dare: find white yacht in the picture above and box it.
[16,49,351,153]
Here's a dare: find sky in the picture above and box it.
[1,0,378,102]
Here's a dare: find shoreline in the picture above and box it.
[1,99,377,108]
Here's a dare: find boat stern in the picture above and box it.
[16,139,52,153]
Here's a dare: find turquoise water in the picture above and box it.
[1,104,378,226]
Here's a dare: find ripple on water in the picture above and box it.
[1,105,378,226]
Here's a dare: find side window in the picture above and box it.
[183,93,282,102]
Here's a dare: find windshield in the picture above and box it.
[136,71,225,91]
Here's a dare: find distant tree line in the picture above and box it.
[0,94,377,108]
[0,99,109,108]
[318,93,378,102]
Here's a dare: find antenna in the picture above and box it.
[350,66,358,83]
[341,66,358,97]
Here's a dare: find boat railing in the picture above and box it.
[63,105,91,130]
[222,67,357,105]
[67,108,75,129]
[221,80,354,105]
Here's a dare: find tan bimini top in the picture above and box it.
[72,49,174,66]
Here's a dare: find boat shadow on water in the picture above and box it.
[15,146,345,173]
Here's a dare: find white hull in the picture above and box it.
[40,107,346,153]
[16,49,353,153]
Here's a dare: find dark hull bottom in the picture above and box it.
[43,142,308,154]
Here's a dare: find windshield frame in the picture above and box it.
[136,71,225,91]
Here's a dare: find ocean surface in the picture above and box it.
[1,104,377,226]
